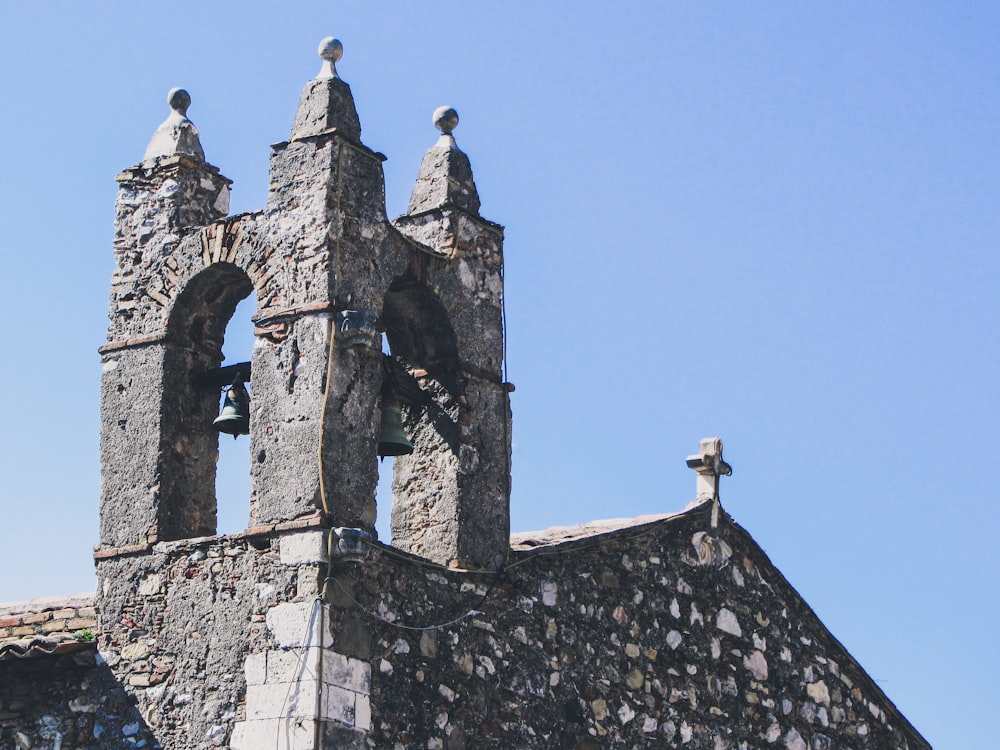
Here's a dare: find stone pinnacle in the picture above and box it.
[143,87,205,164]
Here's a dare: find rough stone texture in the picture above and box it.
[0,656,149,750]
[93,530,303,749]
[389,130,510,570]
[0,596,96,643]
[352,502,928,749]
[0,597,146,750]
[289,77,362,141]
[142,89,206,165]
[405,136,481,216]
[1,503,929,749]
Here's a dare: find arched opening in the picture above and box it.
[216,291,258,534]
[380,275,461,551]
[374,332,394,543]
[163,263,254,540]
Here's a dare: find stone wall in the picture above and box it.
[334,500,929,750]
[3,501,928,750]
[92,517,322,749]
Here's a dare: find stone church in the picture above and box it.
[0,38,929,750]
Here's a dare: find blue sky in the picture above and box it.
[1,3,997,747]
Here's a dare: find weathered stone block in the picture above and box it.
[265,602,331,649]
[245,681,318,721]
[323,651,370,693]
[322,684,356,725]
[279,531,327,566]
[230,718,317,750]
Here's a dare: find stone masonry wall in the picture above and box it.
[3,501,928,750]
[92,517,323,750]
[336,501,928,750]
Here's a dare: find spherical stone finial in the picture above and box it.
[433,106,459,135]
[167,88,191,118]
[317,37,343,79]
[319,37,344,62]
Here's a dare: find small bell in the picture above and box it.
[377,398,413,458]
[214,377,250,437]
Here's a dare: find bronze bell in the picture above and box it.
[214,378,250,437]
[377,398,413,458]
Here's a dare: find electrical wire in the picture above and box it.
[270,596,323,750]
[324,571,518,633]
[317,139,347,520]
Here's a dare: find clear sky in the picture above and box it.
[0,2,996,747]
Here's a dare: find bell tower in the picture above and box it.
[93,37,513,750]
[98,38,511,565]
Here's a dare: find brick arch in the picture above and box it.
[167,262,255,356]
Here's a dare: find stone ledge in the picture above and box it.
[93,513,328,561]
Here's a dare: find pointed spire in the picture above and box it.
[290,37,362,141]
[143,88,206,164]
[406,107,481,216]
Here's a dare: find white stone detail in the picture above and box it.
[244,652,267,686]
[323,685,356,725]
[266,602,329,648]
[229,718,316,750]
[716,608,742,637]
[213,185,231,215]
[279,531,327,565]
[325,651,371,692]
[245,682,317,721]
[265,648,321,684]
[744,649,768,680]
[766,721,781,742]
[137,573,163,596]
[807,679,831,705]
[666,630,683,650]
[690,604,704,627]
[541,580,558,606]
[355,696,373,732]
[618,703,635,724]
[680,722,693,742]
[784,729,807,750]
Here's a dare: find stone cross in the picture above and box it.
[686,437,732,522]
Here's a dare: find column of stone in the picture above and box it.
[391,108,511,570]
[251,38,407,531]
[100,89,231,547]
